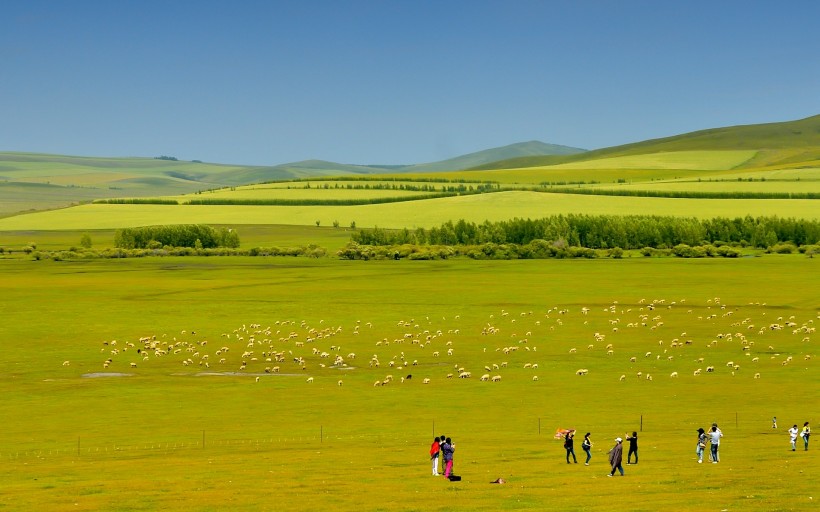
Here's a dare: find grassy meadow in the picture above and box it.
[2,117,819,511]
[0,255,818,511]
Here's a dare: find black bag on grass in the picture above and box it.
[448,475,461,481]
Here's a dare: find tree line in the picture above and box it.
[350,215,820,250]
[541,187,820,200]
[114,225,240,249]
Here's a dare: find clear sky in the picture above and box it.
[2,0,819,166]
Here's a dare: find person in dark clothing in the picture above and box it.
[442,437,455,478]
[581,432,593,465]
[564,431,577,463]
[626,432,638,464]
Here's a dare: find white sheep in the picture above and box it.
[491,375,502,382]
[306,377,314,383]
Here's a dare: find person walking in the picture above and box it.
[626,431,638,464]
[429,436,441,476]
[442,437,455,478]
[801,422,811,451]
[607,437,624,476]
[789,424,800,451]
[709,425,723,462]
[581,433,593,465]
[696,428,707,463]
[564,431,578,464]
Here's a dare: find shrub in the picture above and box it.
[767,243,797,254]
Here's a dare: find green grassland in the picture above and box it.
[0,256,817,511]
[542,150,758,171]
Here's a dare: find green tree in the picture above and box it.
[80,233,92,249]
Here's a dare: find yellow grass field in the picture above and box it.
[1,192,817,231]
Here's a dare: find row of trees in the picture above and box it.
[351,215,820,250]
[114,225,240,249]
[542,187,820,200]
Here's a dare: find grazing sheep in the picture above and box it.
[670,371,678,378]
[480,374,490,381]
[532,375,539,381]
[306,377,314,383]
[754,372,761,379]
[619,374,626,381]
[338,380,343,386]
[629,356,637,363]
[693,369,702,376]
[706,366,714,372]
[423,378,431,384]
[491,375,502,382]
[576,369,589,376]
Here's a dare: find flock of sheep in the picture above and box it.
[79,297,815,388]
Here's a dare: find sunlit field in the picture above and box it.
[594,180,820,194]
[2,192,818,232]
[0,256,817,511]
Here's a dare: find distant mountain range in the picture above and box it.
[266,141,587,175]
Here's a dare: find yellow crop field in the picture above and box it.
[1,191,818,231]
[594,180,820,194]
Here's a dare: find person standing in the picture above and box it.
[607,437,624,476]
[429,436,441,476]
[626,431,638,464]
[564,431,578,464]
[696,428,707,463]
[709,425,723,462]
[801,422,811,451]
[789,424,799,451]
[442,437,455,478]
[772,416,778,429]
[582,433,593,465]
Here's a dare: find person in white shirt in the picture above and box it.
[708,425,723,463]
[789,424,800,451]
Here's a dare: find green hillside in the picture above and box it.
[473,114,820,171]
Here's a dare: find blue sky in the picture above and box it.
[2,0,819,165]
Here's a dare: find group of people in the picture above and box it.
[563,430,638,476]
[788,422,811,451]
[429,435,456,479]
[695,423,723,463]
[428,420,811,480]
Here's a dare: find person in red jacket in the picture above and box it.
[429,436,441,476]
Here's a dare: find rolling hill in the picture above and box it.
[471,114,820,171]
[0,142,585,214]
[261,140,586,176]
